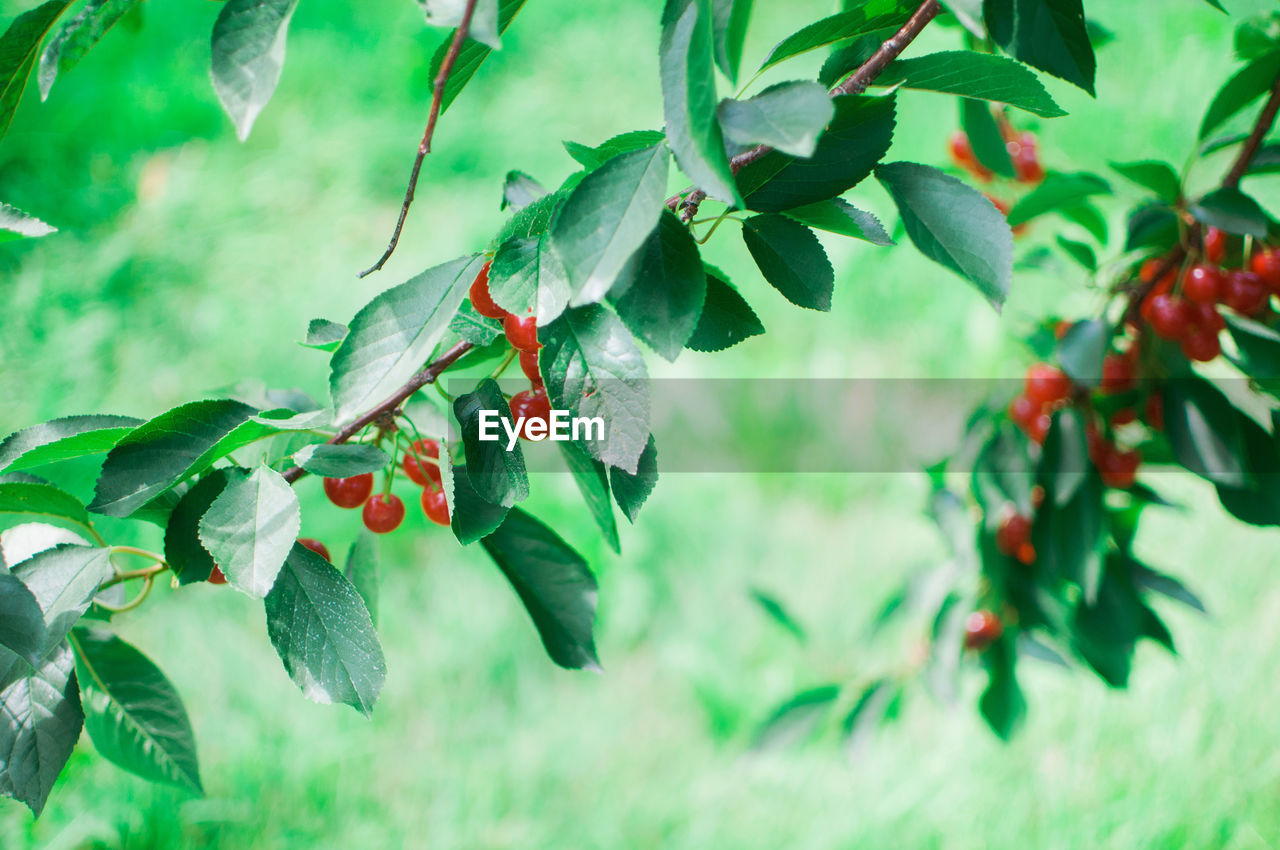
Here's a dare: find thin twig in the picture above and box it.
[282,340,475,484]
[666,0,942,223]
[1223,72,1280,190]
[359,0,481,278]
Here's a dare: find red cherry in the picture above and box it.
[1099,353,1137,394]
[1145,393,1165,431]
[1180,329,1221,363]
[1012,134,1044,184]
[509,387,553,439]
[324,474,374,509]
[1098,446,1141,489]
[298,538,331,562]
[362,493,405,534]
[1085,420,1106,461]
[469,261,506,320]
[996,512,1032,559]
[1188,302,1225,334]
[208,564,228,585]
[1223,270,1269,316]
[1147,295,1191,340]
[1008,395,1038,428]
[519,349,542,386]
[1251,248,1280,294]
[964,610,1004,650]
[503,314,540,352]
[403,439,442,488]
[948,131,992,180]
[1204,227,1227,264]
[420,487,450,527]
[1111,408,1138,427]
[1024,363,1073,406]
[1182,264,1223,304]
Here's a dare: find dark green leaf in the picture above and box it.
[1057,318,1107,388]
[1190,187,1270,239]
[1007,171,1110,226]
[37,0,139,99]
[1056,235,1096,270]
[737,94,895,213]
[198,465,300,598]
[749,588,805,641]
[751,685,840,750]
[1058,200,1109,245]
[558,440,620,554]
[541,305,650,474]
[1163,378,1248,487]
[1225,312,1280,389]
[842,678,898,757]
[480,509,600,671]
[329,254,485,423]
[662,0,740,206]
[875,161,1013,308]
[1131,561,1206,614]
[717,80,834,158]
[608,435,658,522]
[1071,560,1144,687]
[1033,469,1104,601]
[817,27,898,88]
[687,265,764,352]
[961,97,1015,178]
[711,0,752,83]
[551,144,670,306]
[453,379,528,507]
[741,214,834,311]
[429,0,527,115]
[1040,407,1090,506]
[12,544,114,656]
[501,170,546,211]
[449,463,510,545]
[757,2,912,72]
[978,631,1025,738]
[783,198,894,245]
[610,210,707,361]
[264,543,386,715]
[70,627,201,793]
[292,444,389,478]
[563,130,666,172]
[1125,202,1179,253]
[164,470,233,586]
[984,0,1096,96]
[0,482,95,537]
[210,0,299,140]
[0,202,56,241]
[301,319,347,352]
[874,50,1065,116]
[343,531,379,627]
[1109,160,1181,204]
[0,641,81,816]
[0,574,45,665]
[1236,13,1280,61]
[0,0,72,142]
[1199,48,1280,140]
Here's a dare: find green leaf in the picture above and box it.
[1036,466,1105,601]
[541,305,651,474]
[265,543,385,715]
[1225,312,1280,394]
[1236,12,1280,61]
[1163,378,1248,487]
[163,470,233,586]
[89,399,267,517]
[301,319,347,352]
[429,0,527,115]
[453,379,529,507]
[292,444,389,478]
[1071,560,1145,687]
[480,509,600,671]
[36,0,139,99]
[1190,187,1270,239]
[608,435,658,522]
[978,632,1025,739]
[1199,48,1280,140]
[874,50,1066,117]
[1058,200,1109,245]
[0,641,81,816]
[1215,413,1280,525]
[737,94,896,213]
[501,170,546,211]
[609,210,707,361]
[751,684,840,750]
[0,574,45,665]
[558,440,620,554]
[941,0,985,37]
[448,463,510,545]
[1131,561,1206,614]
[1057,318,1107,388]
[662,0,740,207]
[420,0,501,49]
[0,482,95,537]
[12,544,114,656]
[960,98,1015,178]
[782,198,893,245]
[448,301,504,346]
[817,27,899,88]
[329,254,485,424]
[972,426,1034,516]
[1056,235,1096,270]
[488,233,573,326]
[757,2,912,72]
[1040,407,1090,507]
[210,0,299,141]
[749,588,805,642]
[875,161,1013,308]
[1007,171,1110,226]
[0,202,56,242]
[1125,202,1179,253]
[198,465,300,598]
[1109,160,1181,204]
[842,678,899,756]
[0,0,73,142]
[552,143,670,307]
[563,130,666,172]
[985,0,1096,96]
[711,0,752,83]
[687,265,764,352]
[0,415,139,475]
[741,214,834,311]
[69,627,201,793]
[343,532,379,628]
[717,81,835,158]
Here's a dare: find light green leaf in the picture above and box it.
[783,198,893,245]
[0,202,56,242]
[0,0,73,142]
[0,574,45,665]
[12,544,114,656]
[199,465,301,598]
[164,470,234,586]
[1200,49,1280,140]
[1109,160,1181,204]
[711,0,753,83]
[292,444,389,478]
[0,415,139,475]
[301,319,347,352]
[1007,171,1110,226]
[718,80,835,158]
[757,1,912,72]
[501,169,546,211]
[563,130,666,172]
[429,0,528,116]
[488,233,572,326]
[0,641,81,816]
[210,0,300,141]
[343,532,379,627]
[37,0,140,99]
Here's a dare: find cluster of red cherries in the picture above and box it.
[948,126,1045,185]
[468,260,552,432]
[321,437,451,536]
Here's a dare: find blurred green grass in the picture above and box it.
[4,0,1280,846]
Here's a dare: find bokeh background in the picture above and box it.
[4,0,1280,846]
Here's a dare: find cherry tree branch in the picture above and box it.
[281,340,475,484]
[359,0,480,279]
[666,0,942,223]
